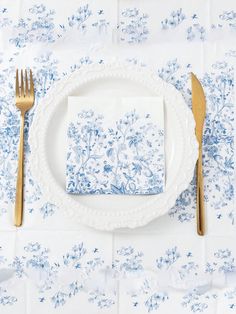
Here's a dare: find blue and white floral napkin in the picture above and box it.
[66,97,165,195]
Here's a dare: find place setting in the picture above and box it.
[15,64,206,233]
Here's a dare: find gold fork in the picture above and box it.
[15,69,35,227]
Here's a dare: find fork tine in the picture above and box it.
[30,70,34,97]
[16,69,20,97]
[21,69,24,97]
[25,70,29,96]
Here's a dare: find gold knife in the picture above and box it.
[191,73,206,236]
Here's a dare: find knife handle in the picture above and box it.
[196,149,205,236]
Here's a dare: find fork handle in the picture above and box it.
[196,148,205,236]
[15,112,25,227]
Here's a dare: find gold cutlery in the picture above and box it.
[191,73,206,236]
[15,69,35,227]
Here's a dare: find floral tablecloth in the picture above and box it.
[0,1,235,313]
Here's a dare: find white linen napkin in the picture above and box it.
[66,96,165,195]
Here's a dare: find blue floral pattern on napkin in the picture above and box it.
[66,107,164,195]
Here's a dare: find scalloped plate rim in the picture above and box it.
[29,63,198,230]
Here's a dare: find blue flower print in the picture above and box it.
[10,4,56,48]
[114,246,143,274]
[0,8,12,28]
[156,247,181,269]
[67,4,110,35]
[39,202,57,219]
[88,290,115,309]
[160,8,206,41]
[161,8,186,29]
[187,24,206,41]
[68,4,92,32]
[0,288,17,306]
[182,289,208,313]
[145,292,168,312]
[66,109,165,195]
[119,8,149,44]
[212,11,236,30]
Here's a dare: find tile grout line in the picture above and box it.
[112,231,120,314]
[207,0,211,34]
[15,228,28,314]
[234,64,236,234]
[116,0,120,45]
[26,279,30,314]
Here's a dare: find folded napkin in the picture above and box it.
[66,97,165,195]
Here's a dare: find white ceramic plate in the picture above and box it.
[29,63,198,230]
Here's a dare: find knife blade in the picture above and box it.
[191,72,206,236]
